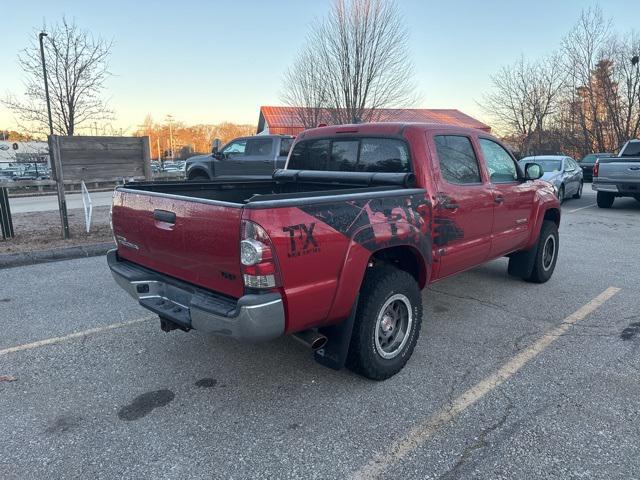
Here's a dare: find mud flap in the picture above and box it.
[507,246,538,279]
[313,295,359,371]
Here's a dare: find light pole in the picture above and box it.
[39,31,70,239]
[166,114,174,159]
[39,33,54,137]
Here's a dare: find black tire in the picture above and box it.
[596,191,615,208]
[558,185,565,204]
[188,173,210,182]
[526,220,559,283]
[573,181,583,199]
[347,266,422,380]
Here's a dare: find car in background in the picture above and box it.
[185,135,294,181]
[579,152,612,182]
[592,139,640,208]
[519,155,583,203]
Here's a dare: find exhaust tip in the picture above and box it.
[310,336,327,350]
[293,330,328,350]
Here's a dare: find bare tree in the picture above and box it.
[561,6,613,153]
[3,17,113,136]
[598,32,640,146]
[281,49,329,129]
[481,55,563,154]
[281,0,417,125]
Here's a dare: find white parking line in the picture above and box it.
[0,316,153,356]
[567,203,596,213]
[351,286,620,480]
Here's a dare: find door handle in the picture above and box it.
[494,195,505,204]
[153,209,176,224]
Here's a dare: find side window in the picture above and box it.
[245,138,273,156]
[288,139,330,170]
[223,140,247,157]
[329,140,359,170]
[478,138,518,183]
[434,135,481,184]
[358,138,410,172]
[279,138,293,157]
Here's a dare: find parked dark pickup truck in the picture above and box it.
[109,123,560,380]
[593,139,640,208]
[185,134,294,180]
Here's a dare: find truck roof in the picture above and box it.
[296,122,494,140]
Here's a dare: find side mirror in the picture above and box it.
[525,162,543,180]
[212,138,221,154]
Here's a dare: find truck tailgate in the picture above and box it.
[111,189,244,298]
[599,159,640,184]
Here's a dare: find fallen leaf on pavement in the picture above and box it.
[0,375,17,383]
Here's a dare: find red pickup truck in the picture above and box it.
[108,123,560,380]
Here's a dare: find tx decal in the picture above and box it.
[283,222,320,257]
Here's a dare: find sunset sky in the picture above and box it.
[0,0,637,133]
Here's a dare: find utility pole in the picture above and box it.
[40,31,69,239]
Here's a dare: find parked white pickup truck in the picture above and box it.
[592,139,640,208]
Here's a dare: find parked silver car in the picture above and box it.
[519,155,584,203]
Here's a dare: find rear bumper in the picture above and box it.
[107,250,285,342]
[592,181,640,195]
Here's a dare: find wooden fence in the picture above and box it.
[0,135,153,240]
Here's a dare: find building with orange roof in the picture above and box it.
[257,106,491,136]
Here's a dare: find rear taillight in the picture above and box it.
[240,220,281,289]
[593,159,599,177]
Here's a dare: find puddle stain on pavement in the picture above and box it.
[621,322,640,340]
[195,378,217,388]
[117,389,175,421]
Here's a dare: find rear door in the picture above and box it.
[429,133,494,279]
[478,137,536,257]
[111,189,245,298]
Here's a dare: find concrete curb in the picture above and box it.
[0,242,115,269]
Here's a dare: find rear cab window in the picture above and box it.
[279,138,293,157]
[287,137,411,172]
[245,138,273,156]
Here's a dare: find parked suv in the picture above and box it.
[185,135,294,180]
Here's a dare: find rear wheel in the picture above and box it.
[347,266,422,380]
[573,181,583,199]
[526,220,559,284]
[596,191,615,208]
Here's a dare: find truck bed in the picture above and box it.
[111,170,420,298]
[120,170,416,206]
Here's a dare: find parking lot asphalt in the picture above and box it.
[1,187,639,479]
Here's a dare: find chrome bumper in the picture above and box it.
[107,250,285,343]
